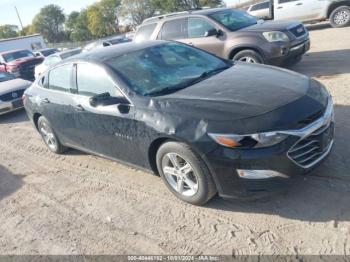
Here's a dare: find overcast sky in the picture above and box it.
[0,0,241,27]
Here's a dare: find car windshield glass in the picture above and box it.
[0,72,15,82]
[209,9,258,31]
[3,50,35,62]
[107,43,231,96]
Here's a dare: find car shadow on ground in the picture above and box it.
[287,49,350,77]
[306,22,332,31]
[205,104,350,222]
[0,110,28,125]
[0,165,25,202]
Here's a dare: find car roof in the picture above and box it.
[65,41,167,64]
[142,8,228,24]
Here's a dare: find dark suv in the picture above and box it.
[134,8,310,65]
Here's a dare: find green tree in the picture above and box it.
[118,0,156,26]
[66,10,92,42]
[87,0,120,38]
[0,24,19,39]
[150,0,224,13]
[32,4,66,43]
[20,24,35,36]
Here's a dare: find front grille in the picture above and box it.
[288,122,334,168]
[19,60,42,80]
[289,24,306,38]
[0,89,25,101]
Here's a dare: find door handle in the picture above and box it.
[188,42,194,46]
[73,104,85,112]
[277,6,283,9]
[296,2,303,5]
[42,98,50,104]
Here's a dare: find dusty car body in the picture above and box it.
[24,41,334,205]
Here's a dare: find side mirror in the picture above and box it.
[89,92,129,107]
[204,28,218,37]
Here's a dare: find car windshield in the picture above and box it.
[2,50,35,62]
[0,72,15,82]
[107,43,231,96]
[209,9,258,31]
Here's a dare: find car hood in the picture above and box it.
[6,56,43,66]
[0,78,32,95]
[239,20,300,32]
[142,63,328,134]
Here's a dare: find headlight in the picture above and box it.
[208,132,288,149]
[263,31,290,42]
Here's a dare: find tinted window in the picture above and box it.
[159,18,188,40]
[48,64,72,92]
[210,9,257,31]
[107,42,230,96]
[76,63,119,97]
[251,2,269,11]
[134,23,157,42]
[2,50,35,62]
[40,49,59,57]
[188,18,215,38]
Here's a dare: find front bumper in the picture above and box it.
[265,37,310,66]
[204,98,334,200]
[0,98,24,115]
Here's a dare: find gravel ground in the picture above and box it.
[0,24,349,255]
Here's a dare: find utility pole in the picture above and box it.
[14,6,24,30]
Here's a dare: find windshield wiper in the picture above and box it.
[147,66,231,96]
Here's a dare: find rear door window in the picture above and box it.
[134,23,157,42]
[159,18,188,40]
[48,64,73,92]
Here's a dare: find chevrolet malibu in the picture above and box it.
[23,41,334,205]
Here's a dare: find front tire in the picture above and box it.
[330,6,350,28]
[156,142,217,205]
[38,116,67,154]
[232,50,264,64]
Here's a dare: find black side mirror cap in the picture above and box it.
[89,92,129,107]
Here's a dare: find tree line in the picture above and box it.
[0,0,224,43]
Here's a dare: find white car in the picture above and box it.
[247,1,270,19]
[34,48,82,79]
[0,72,31,115]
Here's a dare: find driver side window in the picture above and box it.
[76,63,122,97]
[188,18,216,38]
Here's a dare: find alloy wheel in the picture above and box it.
[238,56,258,63]
[162,153,199,197]
[39,121,57,151]
[334,10,350,25]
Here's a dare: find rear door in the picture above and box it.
[38,64,77,145]
[274,0,325,21]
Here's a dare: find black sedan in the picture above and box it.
[23,41,334,205]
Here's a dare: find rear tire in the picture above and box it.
[232,50,264,64]
[156,141,217,205]
[38,116,67,154]
[330,6,350,28]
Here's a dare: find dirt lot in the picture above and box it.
[0,24,350,255]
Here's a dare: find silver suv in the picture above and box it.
[134,8,310,66]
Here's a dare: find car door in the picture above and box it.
[71,62,140,163]
[186,17,226,57]
[274,0,324,21]
[38,64,77,146]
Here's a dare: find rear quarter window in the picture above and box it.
[159,18,188,40]
[134,23,157,42]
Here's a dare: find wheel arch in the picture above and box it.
[327,0,350,17]
[228,45,265,61]
[33,112,42,130]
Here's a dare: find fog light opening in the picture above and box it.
[237,169,287,179]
